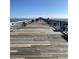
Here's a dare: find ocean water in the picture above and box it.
[10,18,32,30]
[10,18,68,22]
[10,18,31,22]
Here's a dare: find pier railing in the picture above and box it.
[10,19,36,32]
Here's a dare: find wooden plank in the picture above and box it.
[10,20,68,59]
[11,44,51,48]
[11,57,67,59]
[11,58,25,59]
[11,44,31,47]
[11,41,50,44]
[11,54,67,58]
[11,50,18,53]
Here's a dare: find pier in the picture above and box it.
[10,19,68,59]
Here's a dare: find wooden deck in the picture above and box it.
[10,20,68,59]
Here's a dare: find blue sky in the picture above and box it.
[10,0,68,18]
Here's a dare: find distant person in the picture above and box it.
[32,20,34,22]
[22,22,26,26]
[36,19,39,21]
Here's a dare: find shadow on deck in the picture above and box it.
[60,34,68,42]
[52,28,68,42]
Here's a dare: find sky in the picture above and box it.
[10,0,68,18]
